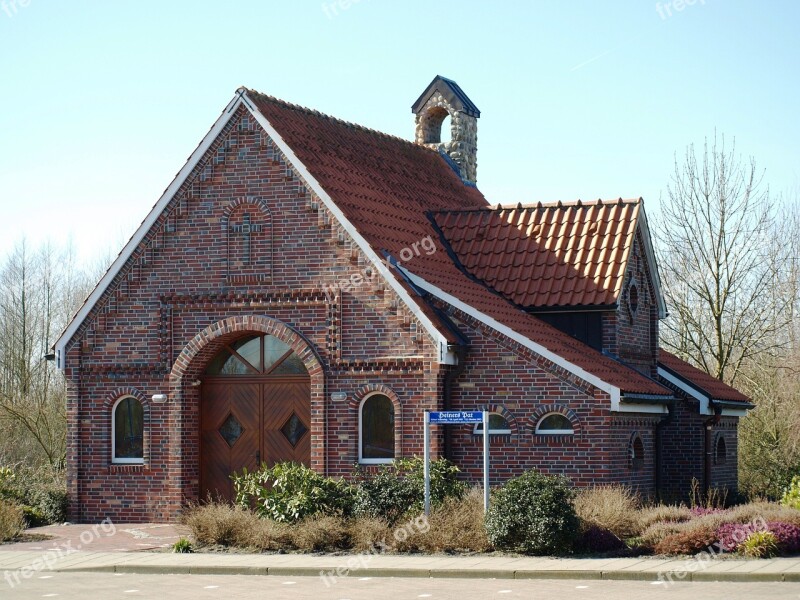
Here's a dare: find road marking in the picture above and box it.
[498,591,512,595]
[38,575,54,579]
[418,595,432,598]
[282,581,297,585]
[123,590,140,593]
[42,595,58,598]
[576,585,589,589]
[204,585,219,589]
[358,577,372,581]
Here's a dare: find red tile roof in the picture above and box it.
[658,350,751,403]
[248,90,672,397]
[432,200,640,309]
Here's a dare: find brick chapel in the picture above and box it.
[55,76,752,522]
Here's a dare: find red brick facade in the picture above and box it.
[61,94,746,523]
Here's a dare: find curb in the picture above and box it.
[49,563,797,582]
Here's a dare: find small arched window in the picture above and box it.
[359,394,395,464]
[630,433,645,470]
[473,412,512,435]
[112,397,144,464]
[716,435,727,465]
[535,413,574,435]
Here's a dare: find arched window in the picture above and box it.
[715,435,728,465]
[112,397,144,464]
[359,394,395,464]
[473,412,511,435]
[204,334,307,376]
[630,433,645,470]
[535,413,574,435]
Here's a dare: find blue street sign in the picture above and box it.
[428,411,484,424]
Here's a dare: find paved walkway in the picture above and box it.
[1,524,799,583]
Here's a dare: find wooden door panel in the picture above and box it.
[201,376,311,503]
[200,382,260,502]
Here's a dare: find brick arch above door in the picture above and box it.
[169,315,326,474]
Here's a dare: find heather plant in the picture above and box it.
[765,521,800,555]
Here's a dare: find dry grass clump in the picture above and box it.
[0,500,25,541]
[397,488,491,553]
[290,514,349,552]
[636,504,693,533]
[182,502,258,547]
[348,516,392,552]
[246,518,293,551]
[573,485,639,539]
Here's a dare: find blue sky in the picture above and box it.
[1,0,797,264]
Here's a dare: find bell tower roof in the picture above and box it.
[411,75,481,118]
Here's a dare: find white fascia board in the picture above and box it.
[242,91,455,365]
[637,203,668,319]
[657,366,712,415]
[54,92,246,370]
[394,265,670,413]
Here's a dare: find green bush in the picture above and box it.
[485,470,579,555]
[232,462,354,523]
[781,476,800,511]
[353,457,466,524]
[740,530,779,558]
[0,464,67,526]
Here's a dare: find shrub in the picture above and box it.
[766,521,800,555]
[573,485,639,539]
[781,476,800,511]
[653,523,717,555]
[353,458,466,524]
[485,470,579,555]
[575,525,626,554]
[290,514,349,552]
[182,502,260,547]
[0,500,25,541]
[0,464,68,526]
[636,505,692,534]
[740,530,779,558]
[397,488,491,553]
[232,462,355,523]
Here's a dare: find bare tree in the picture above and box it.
[0,241,94,466]
[656,133,793,385]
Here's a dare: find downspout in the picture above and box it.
[442,344,468,461]
[703,407,722,491]
[655,398,676,503]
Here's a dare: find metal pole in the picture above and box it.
[483,410,489,513]
[424,411,431,516]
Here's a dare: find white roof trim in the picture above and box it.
[657,365,751,417]
[54,92,246,369]
[242,91,454,365]
[636,203,668,319]
[657,366,712,415]
[398,264,667,414]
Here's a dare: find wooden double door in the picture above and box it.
[200,377,311,502]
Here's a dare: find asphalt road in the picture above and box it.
[3,572,800,600]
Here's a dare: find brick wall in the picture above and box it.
[66,105,442,522]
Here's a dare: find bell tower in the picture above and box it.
[412,75,480,184]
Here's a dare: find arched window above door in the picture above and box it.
[204,334,308,376]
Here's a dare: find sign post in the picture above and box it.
[424,410,490,515]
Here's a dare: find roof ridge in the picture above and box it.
[244,88,438,153]
[430,198,642,214]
